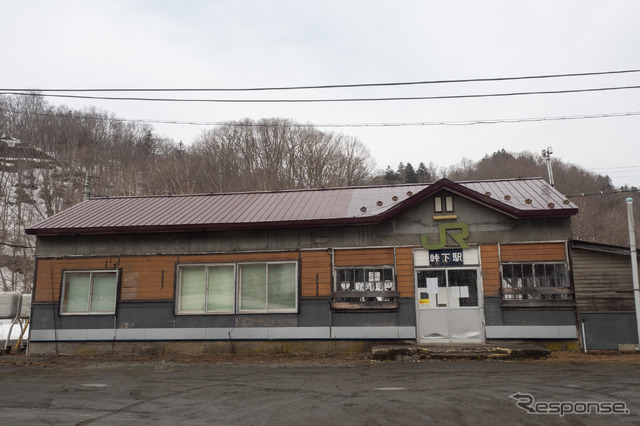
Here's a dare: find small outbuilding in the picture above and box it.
[570,240,640,350]
[25,178,581,354]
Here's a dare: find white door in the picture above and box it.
[415,268,484,343]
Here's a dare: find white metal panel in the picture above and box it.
[0,292,21,319]
[462,248,479,265]
[413,249,430,267]
[485,325,578,339]
[30,326,415,341]
[20,294,32,318]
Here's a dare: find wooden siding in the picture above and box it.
[334,248,394,266]
[300,251,332,297]
[34,252,302,304]
[500,242,566,262]
[179,252,299,264]
[119,256,176,301]
[34,257,126,303]
[480,244,501,296]
[395,247,415,298]
[572,249,637,312]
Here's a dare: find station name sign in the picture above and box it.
[429,248,463,266]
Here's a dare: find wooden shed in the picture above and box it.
[570,240,639,350]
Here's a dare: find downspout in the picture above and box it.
[329,248,334,341]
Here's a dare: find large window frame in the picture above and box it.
[175,261,298,315]
[332,265,399,311]
[176,263,236,314]
[60,270,119,315]
[500,262,574,308]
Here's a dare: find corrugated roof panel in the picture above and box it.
[280,191,311,221]
[26,178,577,235]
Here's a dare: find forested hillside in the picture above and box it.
[0,95,374,292]
[1,94,638,293]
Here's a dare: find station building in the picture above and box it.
[25,178,584,354]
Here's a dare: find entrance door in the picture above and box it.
[415,268,484,343]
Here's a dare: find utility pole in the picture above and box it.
[626,198,640,351]
[542,147,555,187]
[82,170,93,202]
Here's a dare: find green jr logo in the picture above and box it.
[420,222,470,250]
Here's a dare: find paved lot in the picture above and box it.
[0,353,639,425]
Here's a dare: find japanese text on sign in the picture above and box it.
[429,249,464,266]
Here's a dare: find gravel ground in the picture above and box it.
[1,349,639,368]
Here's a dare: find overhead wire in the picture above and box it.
[2,84,640,103]
[1,106,640,128]
[3,69,640,92]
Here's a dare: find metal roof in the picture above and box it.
[26,178,578,236]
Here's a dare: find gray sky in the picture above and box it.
[2,0,640,188]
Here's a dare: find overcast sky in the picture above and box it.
[2,0,640,188]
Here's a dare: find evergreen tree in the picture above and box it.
[404,162,418,183]
[396,162,405,182]
[384,165,398,184]
[416,162,429,182]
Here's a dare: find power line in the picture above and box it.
[0,241,35,249]
[2,106,640,128]
[588,165,640,171]
[4,69,640,93]
[566,189,639,197]
[2,85,640,103]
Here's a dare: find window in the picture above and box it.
[178,264,235,313]
[434,196,454,213]
[501,262,574,307]
[332,266,398,310]
[61,270,118,315]
[239,262,297,313]
[176,261,297,314]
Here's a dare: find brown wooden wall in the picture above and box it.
[180,252,299,263]
[35,257,127,303]
[300,251,332,297]
[480,245,501,296]
[395,247,415,298]
[34,252,301,304]
[334,248,394,266]
[500,242,566,262]
[572,249,637,312]
[35,243,569,305]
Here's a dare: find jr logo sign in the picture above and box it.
[420,222,470,250]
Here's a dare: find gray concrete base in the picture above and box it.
[27,339,417,356]
[618,343,640,352]
[371,343,551,361]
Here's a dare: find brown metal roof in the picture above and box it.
[26,178,578,236]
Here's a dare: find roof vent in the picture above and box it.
[563,199,571,205]
[504,195,511,201]
[392,195,398,202]
[484,191,491,197]
[360,206,367,212]
[547,202,555,208]
[406,191,413,196]
[525,198,532,204]
[376,200,383,206]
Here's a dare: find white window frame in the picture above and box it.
[434,196,454,213]
[60,270,119,315]
[238,261,298,314]
[176,263,236,315]
[333,265,396,293]
[501,262,571,301]
[175,261,298,315]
